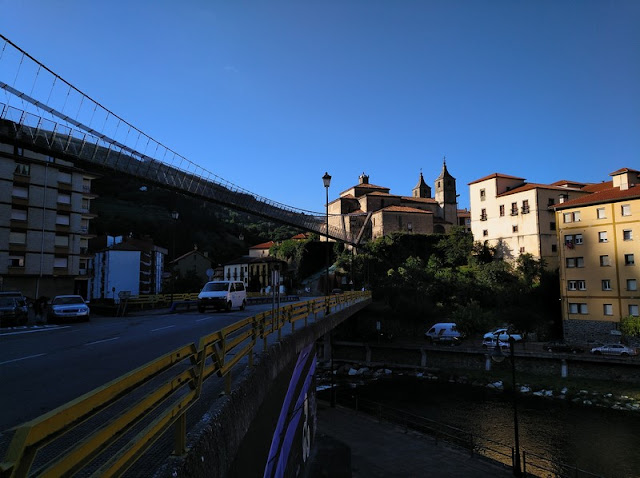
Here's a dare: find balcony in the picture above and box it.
[510,210,518,216]
[521,207,530,214]
[480,214,487,221]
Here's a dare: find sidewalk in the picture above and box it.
[306,402,513,477]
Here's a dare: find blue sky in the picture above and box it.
[1,1,638,214]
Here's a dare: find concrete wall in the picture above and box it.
[153,299,371,478]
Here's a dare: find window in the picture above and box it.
[630,305,639,317]
[521,200,530,214]
[600,255,610,266]
[569,303,588,314]
[57,193,71,205]
[566,257,584,268]
[482,229,488,237]
[11,209,27,221]
[58,171,72,184]
[548,198,555,206]
[623,230,632,241]
[407,222,412,232]
[54,235,69,247]
[499,205,505,217]
[597,208,606,219]
[550,222,556,231]
[480,208,487,221]
[625,254,635,266]
[603,304,613,316]
[512,225,518,233]
[12,185,29,199]
[573,211,581,222]
[628,279,638,291]
[563,212,572,223]
[602,280,611,291]
[82,198,90,211]
[568,280,577,291]
[564,234,582,248]
[511,202,518,216]
[574,234,583,245]
[14,163,30,176]
[598,231,608,243]
[519,247,525,253]
[551,244,557,252]
[9,255,25,267]
[56,214,70,226]
[480,189,486,201]
[621,204,631,216]
[9,231,26,244]
[53,257,68,268]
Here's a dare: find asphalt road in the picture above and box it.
[0,302,281,431]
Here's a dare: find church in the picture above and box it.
[326,161,461,243]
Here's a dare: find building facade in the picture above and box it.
[468,173,592,269]
[327,162,460,242]
[0,141,97,300]
[554,168,640,343]
[89,236,167,300]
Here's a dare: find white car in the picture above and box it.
[590,344,637,357]
[49,295,90,322]
[482,337,510,350]
[483,327,523,342]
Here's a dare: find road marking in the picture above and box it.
[85,337,120,346]
[0,353,47,365]
[195,317,215,322]
[0,326,71,337]
[151,325,175,332]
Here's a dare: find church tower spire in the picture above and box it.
[412,170,431,198]
[435,156,458,223]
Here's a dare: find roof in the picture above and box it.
[401,196,438,204]
[496,182,586,197]
[249,241,275,250]
[554,183,640,209]
[290,233,310,240]
[170,248,212,264]
[468,173,525,185]
[610,167,640,176]
[224,255,285,266]
[376,205,433,214]
[339,182,390,196]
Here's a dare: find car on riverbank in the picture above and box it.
[590,344,637,357]
[483,327,523,342]
[543,341,585,354]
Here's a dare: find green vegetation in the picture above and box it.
[620,315,640,337]
[336,227,562,339]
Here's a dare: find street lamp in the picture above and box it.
[322,172,331,316]
[170,210,179,304]
[492,336,522,477]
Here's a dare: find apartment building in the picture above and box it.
[469,173,592,269]
[327,162,459,242]
[554,168,640,343]
[0,141,97,300]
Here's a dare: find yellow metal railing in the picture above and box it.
[0,291,371,478]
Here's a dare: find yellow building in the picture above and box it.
[555,168,640,343]
[468,173,592,269]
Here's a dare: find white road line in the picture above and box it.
[0,353,47,365]
[195,317,215,322]
[0,326,71,336]
[151,325,175,332]
[85,337,120,346]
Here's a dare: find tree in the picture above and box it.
[620,315,640,337]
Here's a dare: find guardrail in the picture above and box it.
[0,291,371,477]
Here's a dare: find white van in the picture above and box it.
[424,322,463,344]
[197,281,247,312]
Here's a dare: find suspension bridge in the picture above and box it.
[0,34,364,245]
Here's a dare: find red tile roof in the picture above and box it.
[377,205,433,214]
[250,241,275,250]
[496,182,585,197]
[554,183,640,209]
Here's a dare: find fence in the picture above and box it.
[0,291,370,478]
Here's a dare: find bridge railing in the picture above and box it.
[0,291,371,478]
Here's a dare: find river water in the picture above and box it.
[324,376,640,478]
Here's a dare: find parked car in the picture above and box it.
[543,341,585,354]
[48,295,90,322]
[483,327,523,342]
[425,322,463,345]
[590,344,638,357]
[0,297,29,326]
[482,337,509,350]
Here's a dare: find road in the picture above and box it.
[0,302,282,431]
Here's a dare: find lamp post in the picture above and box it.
[322,172,331,316]
[170,210,179,304]
[491,336,522,477]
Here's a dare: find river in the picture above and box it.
[321,376,640,478]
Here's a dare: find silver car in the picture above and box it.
[590,343,637,357]
[49,295,90,322]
